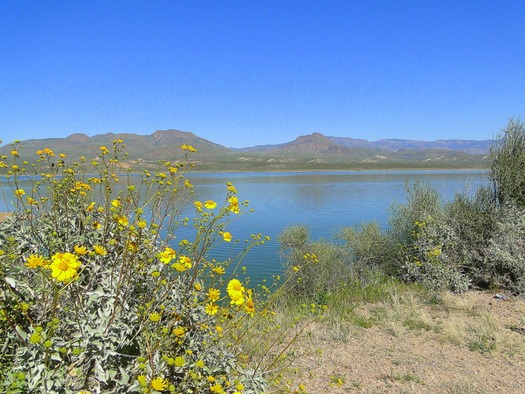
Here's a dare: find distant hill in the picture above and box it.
[328,136,492,155]
[0,130,491,171]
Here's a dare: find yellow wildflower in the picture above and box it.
[245,293,255,316]
[221,231,232,242]
[205,302,218,315]
[194,200,203,212]
[172,327,185,337]
[26,197,37,205]
[179,255,192,269]
[227,196,240,214]
[25,254,46,268]
[99,146,109,155]
[14,189,25,197]
[204,200,217,209]
[207,288,221,301]
[226,182,237,194]
[181,144,197,152]
[210,383,225,393]
[117,215,129,226]
[74,245,88,255]
[149,312,161,322]
[94,245,107,256]
[227,279,245,306]
[196,359,205,368]
[171,262,187,272]
[150,376,168,391]
[50,252,81,282]
[158,247,176,264]
[212,266,225,275]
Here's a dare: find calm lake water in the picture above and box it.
[0,170,488,283]
[186,170,487,282]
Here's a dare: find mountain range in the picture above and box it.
[1,130,492,171]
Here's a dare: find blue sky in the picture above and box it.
[1,0,524,148]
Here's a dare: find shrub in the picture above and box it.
[338,222,396,278]
[444,186,500,287]
[489,117,525,208]
[388,183,470,292]
[0,141,277,393]
[278,226,350,303]
[485,205,525,294]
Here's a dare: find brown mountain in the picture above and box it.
[1,130,490,170]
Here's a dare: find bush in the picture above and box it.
[489,117,525,208]
[444,186,500,287]
[0,141,277,393]
[278,226,351,303]
[388,183,470,292]
[338,222,396,278]
[485,205,525,294]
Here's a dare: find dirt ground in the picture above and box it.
[283,291,525,394]
[0,212,11,221]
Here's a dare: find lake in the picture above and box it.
[0,170,488,283]
[185,170,488,282]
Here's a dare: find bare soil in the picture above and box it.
[283,291,525,393]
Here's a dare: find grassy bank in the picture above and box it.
[274,282,525,393]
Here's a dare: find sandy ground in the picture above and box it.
[282,291,525,394]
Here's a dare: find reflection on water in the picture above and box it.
[0,170,488,283]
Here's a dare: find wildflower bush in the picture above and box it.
[0,140,281,393]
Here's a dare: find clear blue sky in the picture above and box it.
[1,0,524,148]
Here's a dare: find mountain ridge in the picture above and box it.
[0,129,491,170]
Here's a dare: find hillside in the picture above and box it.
[0,130,490,171]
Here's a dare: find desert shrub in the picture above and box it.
[489,118,525,208]
[485,205,525,294]
[338,222,396,278]
[388,182,444,249]
[278,226,351,303]
[0,140,283,393]
[444,186,500,287]
[388,183,470,292]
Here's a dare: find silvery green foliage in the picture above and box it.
[279,225,351,302]
[389,183,470,293]
[489,118,525,208]
[398,214,470,294]
[1,176,266,393]
[486,205,525,294]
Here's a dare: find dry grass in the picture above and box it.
[278,291,525,393]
